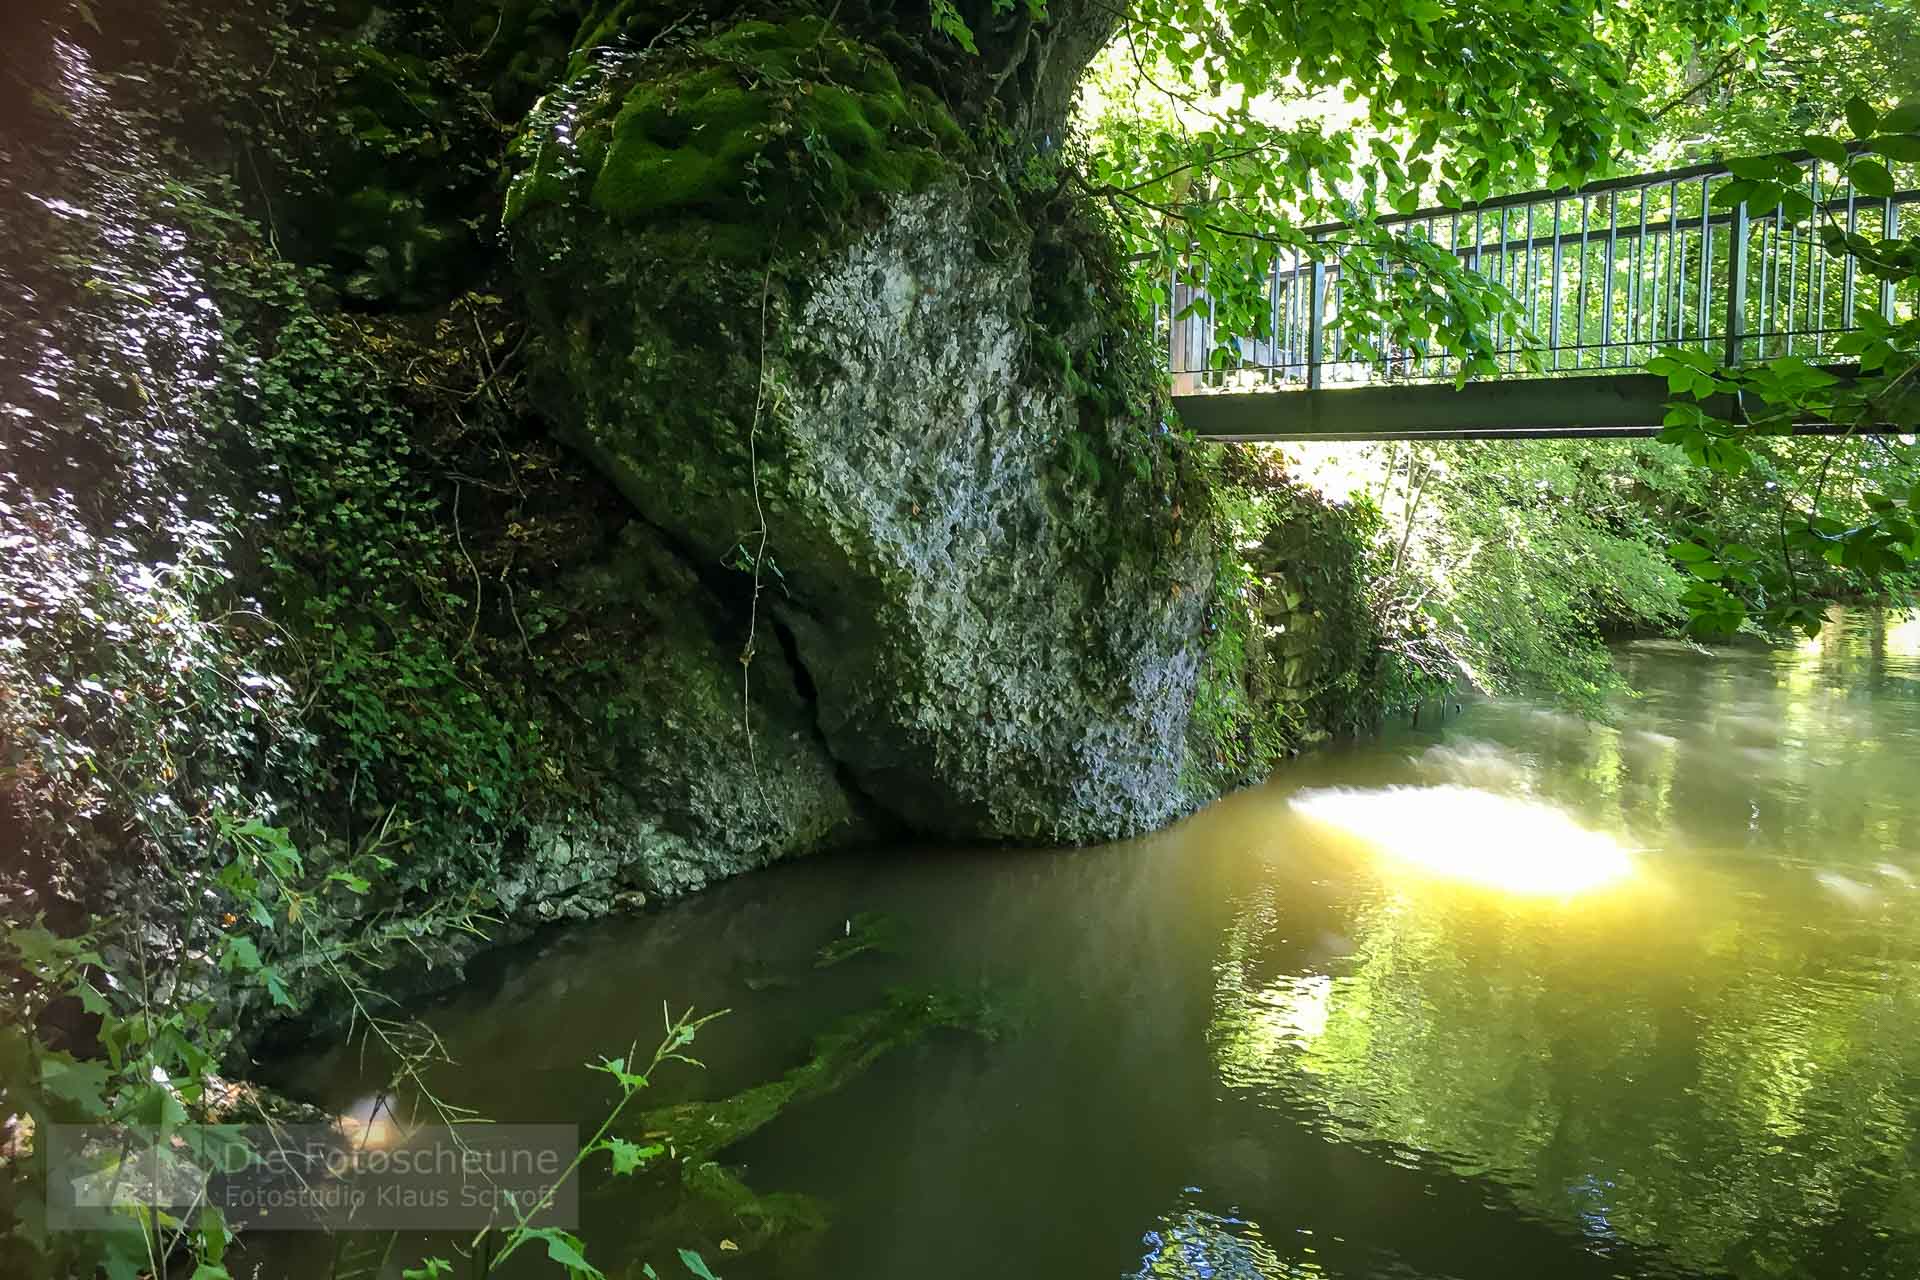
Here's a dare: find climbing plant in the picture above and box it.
[1649,99,1920,637]
[1074,0,1769,372]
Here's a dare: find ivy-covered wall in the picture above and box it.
[1184,450,1432,790]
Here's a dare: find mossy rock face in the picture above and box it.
[505,14,966,246]
[499,520,870,915]
[1183,452,1402,789]
[515,176,1218,843]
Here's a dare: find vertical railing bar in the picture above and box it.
[1205,258,1217,386]
[1650,186,1664,346]
[1285,250,1297,378]
[1524,203,1536,352]
[1603,191,1618,366]
[1378,236,1391,380]
[1169,258,1180,378]
[1725,198,1748,367]
[1298,249,1309,378]
[1842,184,1857,326]
[1550,197,1563,368]
[1665,179,1680,344]
[1496,207,1510,370]
[1575,193,1590,368]
[1471,209,1483,376]
[1274,250,1286,381]
[1666,182,1681,345]
[1444,212,1459,378]
[1308,235,1325,390]
[1882,198,1899,320]
[1697,175,1712,348]
[1633,185,1647,362]
[1757,212,1771,352]
[1811,166,1826,347]
[1785,188,1800,356]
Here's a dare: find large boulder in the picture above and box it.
[506,20,1217,842]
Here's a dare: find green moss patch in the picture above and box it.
[506,14,967,242]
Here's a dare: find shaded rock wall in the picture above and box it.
[1,0,1391,994]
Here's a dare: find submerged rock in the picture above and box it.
[619,988,1000,1258]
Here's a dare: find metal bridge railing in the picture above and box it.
[1164,152,1920,396]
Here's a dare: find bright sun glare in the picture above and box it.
[1289,785,1635,896]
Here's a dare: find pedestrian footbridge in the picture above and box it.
[1161,152,1918,440]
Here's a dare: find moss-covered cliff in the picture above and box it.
[0,0,1397,1033]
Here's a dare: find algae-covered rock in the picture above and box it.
[617,989,998,1258]
[813,911,901,968]
[635,988,999,1160]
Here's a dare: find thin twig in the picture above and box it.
[740,251,779,817]
[452,482,482,654]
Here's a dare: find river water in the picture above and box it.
[269,607,1920,1280]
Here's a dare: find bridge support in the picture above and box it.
[1173,372,1731,440]
[1172,369,1904,441]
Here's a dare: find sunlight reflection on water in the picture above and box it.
[1289,784,1635,896]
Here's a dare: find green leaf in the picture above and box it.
[41,1053,113,1115]
[1845,96,1880,140]
[219,936,262,975]
[262,969,295,1010]
[679,1249,722,1280]
[325,870,371,894]
[1884,98,1920,134]
[1849,159,1895,198]
[603,1138,662,1176]
[1800,135,1848,165]
[1667,540,1713,563]
[124,1081,189,1132]
[197,1205,230,1265]
[522,1229,605,1280]
[1866,134,1920,162]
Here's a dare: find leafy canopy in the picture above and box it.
[1064,0,1768,374]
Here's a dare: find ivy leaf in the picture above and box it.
[41,1053,113,1116]
[219,936,262,975]
[262,969,295,1010]
[603,1138,662,1176]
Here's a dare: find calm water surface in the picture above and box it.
[269,608,1920,1279]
